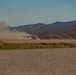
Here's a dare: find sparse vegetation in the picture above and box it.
[0,42,76,50]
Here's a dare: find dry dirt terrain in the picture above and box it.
[1,39,76,43]
[0,48,76,75]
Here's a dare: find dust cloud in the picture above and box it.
[0,22,32,40]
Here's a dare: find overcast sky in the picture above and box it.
[0,0,76,26]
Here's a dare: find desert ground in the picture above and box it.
[1,39,76,43]
[0,48,76,75]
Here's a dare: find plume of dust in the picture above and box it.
[0,22,32,40]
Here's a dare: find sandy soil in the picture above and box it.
[0,48,76,75]
[1,39,76,43]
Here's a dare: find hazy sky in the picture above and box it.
[0,0,76,26]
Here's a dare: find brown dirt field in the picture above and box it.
[0,48,76,75]
[1,39,76,43]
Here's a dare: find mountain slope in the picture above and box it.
[9,21,76,39]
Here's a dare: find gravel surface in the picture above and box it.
[0,48,76,75]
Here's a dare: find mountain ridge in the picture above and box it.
[9,20,76,39]
[14,20,76,27]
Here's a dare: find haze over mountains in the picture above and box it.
[9,20,76,39]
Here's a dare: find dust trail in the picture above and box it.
[0,22,32,40]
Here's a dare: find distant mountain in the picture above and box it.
[9,20,76,39]
[48,20,76,26]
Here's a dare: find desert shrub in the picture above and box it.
[51,43,57,45]
[41,43,47,45]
